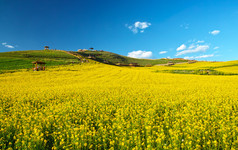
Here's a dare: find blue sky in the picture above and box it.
[0,0,238,61]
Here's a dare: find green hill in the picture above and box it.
[0,50,80,73]
[73,50,188,66]
[0,49,188,73]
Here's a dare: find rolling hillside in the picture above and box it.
[0,49,188,73]
[0,50,81,73]
[73,50,188,66]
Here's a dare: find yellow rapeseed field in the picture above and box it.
[215,66,238,74]
[1,62,238,149]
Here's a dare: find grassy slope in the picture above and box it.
[74,51,188,66]
[0,49,188,73]
[0,50,80,73]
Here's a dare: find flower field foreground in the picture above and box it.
[1,62,238,149]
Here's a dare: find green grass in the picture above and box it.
[0,50,80,73]
[75,51,188,66]
[0,50,77,59]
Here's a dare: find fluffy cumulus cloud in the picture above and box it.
[128,50,152,58]
[176,45,209,56]
[176,44,186,51]
[209,30,220,35]
[2,42,15,48]
[127,21,151,33]
[159,51,167,54]
[184,54,214,60]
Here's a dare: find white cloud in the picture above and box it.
[159,51,167,54]
[176,44,186,51]
[2,42,15,48]
[129,27,138,33]
[127,21,151,34]
[214,46,219,50]
[128,50,152,58]
[188,44,195,49]
[184,54,214,60]
[134,22,151,29]
[5,45,15,48]
[196,40,204,43]
[209,30,220,35]
[176,45,209,56]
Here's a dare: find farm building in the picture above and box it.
[78,49,88,52]
[167,61,174,66]
[173,58,185,60]
[44,46,49,50]
[32,60,46,71]
[88,55,95,59]
[188,60,197,64]
[129,63,139,67]
[116,63,128,66]
[103,60,109,64]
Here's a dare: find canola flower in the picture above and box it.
[215,66,238,74]
[0,62,238,149]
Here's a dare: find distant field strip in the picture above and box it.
[154,61,238,75]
